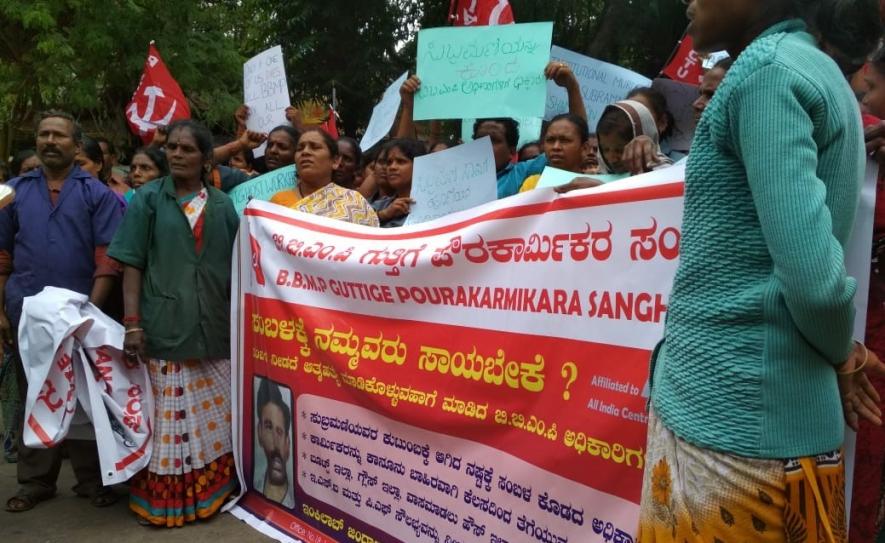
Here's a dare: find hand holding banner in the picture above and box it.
[404,137,497,225]
[244,46,291,157]
[361,72,410,152]
[414,22,553,121]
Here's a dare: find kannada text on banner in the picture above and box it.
[414,22,554,121]
[229,169,690,543]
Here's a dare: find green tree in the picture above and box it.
[273,0,424,136]
[0,0,247,161]
[0,0,689,164]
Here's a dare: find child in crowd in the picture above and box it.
[375,139,426,228]
[229,147,257,177]
[369,145,395,214]
[582,133,600,174]
[626,87,681,160]
[596,100,672,175]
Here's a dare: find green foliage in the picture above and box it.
[0,0,687,160]
[0,0,247,155]
[273,0,425,136]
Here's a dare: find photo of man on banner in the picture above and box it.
[252,377,295,509]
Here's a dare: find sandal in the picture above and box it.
[5,493,41,513]
[89,487,119,508]
[136,516,155,527]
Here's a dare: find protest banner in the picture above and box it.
[534,166,628,189]
[361,72,410,152]
[414,22,553,121]
[405,137,497,225]
[461,117,543,151]
[245,45,291,157]
[650,78,698,152]
[546,46,650,130]
[227,162,875,542]
[228,165,297,216]
[228,166,688,543]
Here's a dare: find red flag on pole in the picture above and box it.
[449,0,515,26]
[661,33,704,86]
[126,42,191,144]
[321,107,339,140]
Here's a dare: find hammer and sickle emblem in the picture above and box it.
[127,86,177,133]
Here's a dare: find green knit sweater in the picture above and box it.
[651,19,864,459]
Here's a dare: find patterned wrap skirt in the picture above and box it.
[638,411,846,543]
[129,358,237,527]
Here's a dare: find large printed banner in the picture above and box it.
[229,168,689,543]
[228,161,875,542]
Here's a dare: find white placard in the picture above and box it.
[360,72,409,152]
[405,137,497,225]
[546,46,651,131]
[244,45,291,158]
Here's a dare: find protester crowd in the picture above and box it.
[2,0,885,541]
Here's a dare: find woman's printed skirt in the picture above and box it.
[638,411,846,543]
[129,358,237,527]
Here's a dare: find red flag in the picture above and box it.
[321,107,339,140]
[126,42,191,144]
[661,33,704,86]
[449,0,515,26]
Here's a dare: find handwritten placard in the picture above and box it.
[534,166,629,189]
[228,164,296,215]
[546,46,650,130]
[360,72,409,152]
[404,137,497,225]
[244,45,291,157]
[414,22,553,121]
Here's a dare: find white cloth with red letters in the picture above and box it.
[18,287,154,485]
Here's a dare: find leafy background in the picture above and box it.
[0,0,687,162]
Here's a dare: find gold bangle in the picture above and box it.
[124,327,144,335]
[838,342,869,375]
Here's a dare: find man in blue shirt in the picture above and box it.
[1,111,123,512]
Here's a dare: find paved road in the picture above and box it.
[0,457,274,542]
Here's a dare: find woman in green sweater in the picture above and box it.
[639,1,884,541]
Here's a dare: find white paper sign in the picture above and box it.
[360,72,409,152]
[404,137,497,225]
[546,46,651,131]
[244,45,291,158]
